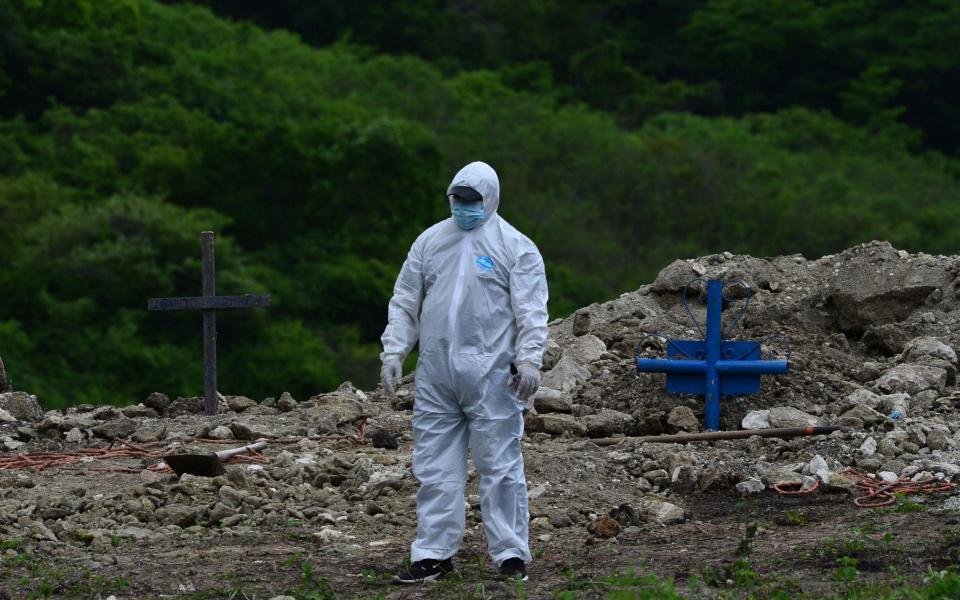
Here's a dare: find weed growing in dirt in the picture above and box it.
[552,568,682,600]
[885,494,927,513]
[777,510,807,526]
[284,561,336,600]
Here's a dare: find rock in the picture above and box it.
[541,356,591,393]
[166,397,203,417]
[157,504,198,528]
[741,410,771,430]
[768,407,823,428]
[651,259,701,293]
[671,465,699,494]
[860,437,877,456]
[370,430,399,450]
[943,497,960,511]
[583,409,633,437]
[645,499,685,524]
[532,387,572,414]
[227,396,257,413]
[529,414,587,437]
[825,242,949,331]
[115,526,153,541]
[862,325,909,355]
[566,334,607,364]
[145,392,171,413]
[0,408,16,423]
[878,471,899,483]
[699,468,732,491]
[305,390,369,426]
[276,392,298,412]
[122,405,158,419]
[229,421,276,440]
[808,455,828,474]
[759,467,802,486]
[876,364,947,396]
[133,425,167,444]
[0,391,43,422]
[587,515,620,538]
[541,339,563,371]
[572,309,592,337]
[207,503,238,525]
[839,404,887,427]
[65,428,83,443]
[899,337,957,365]
[91,418,137,440]
[609,504,641,527]
[208,425,235,440]
[823,472,859,494]
[845,388,882,410]
[736,478,764,495]
[926,427,951,451]
[666,406,699,433]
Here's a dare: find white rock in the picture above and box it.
[876,364,947,396]
[800,476,819,491]
[208,425,234,440]
[566,334,607,365]
[768,406,823,428]
[899,337,957,365]
[65,427,83,443]
[815,469,834,484]
[943,497,960,511]
[741,410,770,430]
[541,356,592,393]
[0,408,16,423]
[736,479,765,495]
[808,455,828,474]
[845,388,882,410]
[878,471,899,483]
[859,437,877,456]
[932,462,960,478]
[648,500,685,524]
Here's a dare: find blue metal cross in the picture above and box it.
[636,280,788,430]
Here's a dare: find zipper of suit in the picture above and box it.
[448,229,475,353]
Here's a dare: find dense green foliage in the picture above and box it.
[0,0,958,406]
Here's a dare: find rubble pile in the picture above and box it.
[2,240,960,581]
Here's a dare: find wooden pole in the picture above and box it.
[0,356,9,392]
[201,231,217,416]
[589,426,842,447]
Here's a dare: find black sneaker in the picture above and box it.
[499,557,528,581]
[394,558,454,583]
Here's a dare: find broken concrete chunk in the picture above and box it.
[899,337,957,365]
[541,356,591,393]
[666,406,699,433]
[0,391,43,422]
[768,407,823,428]
[532,387,571,414]
[876,364,947,395]
[741,410,771,430]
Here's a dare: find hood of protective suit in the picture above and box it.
[447,161,500,224]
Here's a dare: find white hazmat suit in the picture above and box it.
[381,161,548,565]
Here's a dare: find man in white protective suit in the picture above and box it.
[380,161,548,583]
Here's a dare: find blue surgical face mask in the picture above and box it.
[451,202,484,230]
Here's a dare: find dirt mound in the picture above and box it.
[3,240,960,598]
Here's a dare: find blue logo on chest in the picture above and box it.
[476,256,495,270]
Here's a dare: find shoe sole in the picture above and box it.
[394,572,446,584]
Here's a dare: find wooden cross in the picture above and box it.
[148,231,270,415]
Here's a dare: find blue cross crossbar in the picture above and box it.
[636,279,788,430]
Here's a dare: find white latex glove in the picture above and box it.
[509,362,541,401]
[380,354,403,396]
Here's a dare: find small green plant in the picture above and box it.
[779,510,807,526]
[285,561,336,600]
[737,523,758,557]
[889,494,926,513]
[833,556,859,583]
